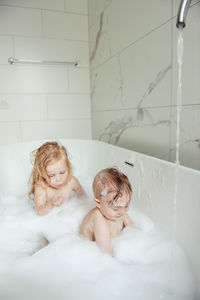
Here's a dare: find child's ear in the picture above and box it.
[94,198,101,208]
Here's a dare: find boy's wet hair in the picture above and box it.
[93,167,132,205]
[29,141,72,197]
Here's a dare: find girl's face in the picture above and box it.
[95,191,130,221]
[46,157,69,189]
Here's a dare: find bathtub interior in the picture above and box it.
[0,139,199,299]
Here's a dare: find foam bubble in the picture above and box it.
[0,188,195,300]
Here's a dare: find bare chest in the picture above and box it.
[46,182,72,202]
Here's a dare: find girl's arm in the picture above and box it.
[34,185,54,216]
[71,176,87,198]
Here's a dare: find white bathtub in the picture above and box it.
[0,139,199,299]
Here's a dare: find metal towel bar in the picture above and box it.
[8,57,79,67]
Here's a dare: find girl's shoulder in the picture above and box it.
[68,175,79,186]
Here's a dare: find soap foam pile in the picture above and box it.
[0,193,195,300]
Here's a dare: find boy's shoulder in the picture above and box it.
[90,207,108,224]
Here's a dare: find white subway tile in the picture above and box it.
[0,66,68,93]
[43,10,88,41]
[65,0,88,14]
[69,68,90,93]
[0,0,65,11]
[0,122,21,145]
[21,119,92,141]
[0,6,42,37]
[0,36,13,64]
[48,94,91,119]
[14,37,89,67]
[0,95,47,121]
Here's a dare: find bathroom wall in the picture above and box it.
[0,0,91,144]
[88,0,200,171]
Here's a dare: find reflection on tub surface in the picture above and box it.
[0,191,195,300]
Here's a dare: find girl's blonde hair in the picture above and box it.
[29,141,72,197]
[93,167,132,204]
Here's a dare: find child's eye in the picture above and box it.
[113,207,120,211]
[48,174,55,178]
[60,170,66,175]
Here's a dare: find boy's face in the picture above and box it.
[46,157,69,189]
[95,191,130,221]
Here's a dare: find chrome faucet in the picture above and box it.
[176,0,192,28]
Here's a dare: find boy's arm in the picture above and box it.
[72,176,87,198]
[34,186,54,216]
[123,213,135,227]
[93,215,113,256]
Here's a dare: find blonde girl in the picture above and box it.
[29,141,86,216]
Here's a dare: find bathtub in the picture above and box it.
[0,139,199,299]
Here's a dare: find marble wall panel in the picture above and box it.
[93,107,170,160]
[170,105,200,170]
[172,3,200,106]
[104,0,171,55]
[89,0,200,170]
[120,23,171,109]
[88,0,110,27]
[91,56,124,111]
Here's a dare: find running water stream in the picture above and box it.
[173,28,184,236]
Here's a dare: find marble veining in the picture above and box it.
[99,114,170,145]
[90,11,104,63]
[97,65,171,144]
[137,65,171,109]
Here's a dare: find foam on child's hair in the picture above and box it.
[0,179,195,300]
[101,187,108,197]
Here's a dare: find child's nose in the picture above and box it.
[55,174,61,181]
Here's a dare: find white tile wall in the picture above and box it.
[0,122,21,145]
[48,94,91,119]
[0,0,91,144]
[43,10,88,41]
[0,0,65,11]
[0,95,47,121]
[0,66,68,93]
[0,6,42,37]
[69,68,90,93]
[21,119,92,141]
[65,0,88,14]
[0,36,13,64]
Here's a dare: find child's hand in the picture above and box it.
[52,196,65,206]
